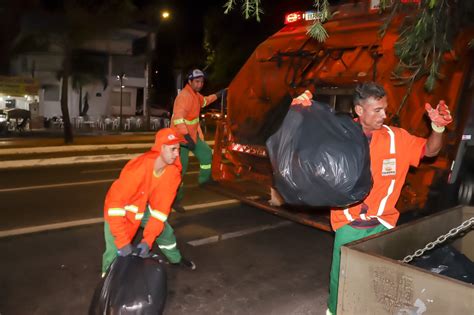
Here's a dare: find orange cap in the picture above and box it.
[151,128,184,152]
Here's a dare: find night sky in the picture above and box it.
[0,0,317,105]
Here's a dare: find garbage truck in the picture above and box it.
[208,0,474,231]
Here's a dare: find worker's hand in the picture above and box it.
[117,244,133,257]
[425,101,453,131]
[215,88,228,100]
[133,242,151,258]
[184,134,196,151]
[291,90,313,107]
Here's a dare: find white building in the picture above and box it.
[7,28,148,123]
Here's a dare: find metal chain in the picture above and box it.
[400,216,474,263]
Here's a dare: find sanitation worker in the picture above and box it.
[171,69,226,212]
[102,128,196,276]
[323,82,452,315]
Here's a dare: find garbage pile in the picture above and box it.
[90,255,167,315]
[266,100,372,207]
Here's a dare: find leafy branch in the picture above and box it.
[224,0,263,22]
[307,0,331,43]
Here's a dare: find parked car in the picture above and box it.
[200,108,225,133]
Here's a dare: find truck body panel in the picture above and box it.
[211,1,474,230]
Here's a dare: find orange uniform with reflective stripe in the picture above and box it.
[330,125,426,231]
[104,151,181,249]
[171,84,217,142]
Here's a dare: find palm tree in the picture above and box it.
[12,0,135,143]
[70,51,108,116]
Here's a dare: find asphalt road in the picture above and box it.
[0,157,335,314]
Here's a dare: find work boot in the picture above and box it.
[172,200,186,213]
[176,257,196,270]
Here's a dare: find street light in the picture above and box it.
[117,72,126,131]
[144,10,171,130]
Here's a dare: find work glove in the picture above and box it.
[425,100,453,132]
[215,88,228,100]
[117,244,133,257]
[291,90,313,107]
[184,134,196,151]
[133,242,151,258]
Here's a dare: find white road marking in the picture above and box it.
[81,168,122,174]
[187,221,292,247]
[0,197,238,238]
[0,181,199,193]
[0,179,115,192]
[0,218,104,238]
[182,199,239,210]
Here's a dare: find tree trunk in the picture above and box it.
[78,85,83,116]
[61,53,74,144]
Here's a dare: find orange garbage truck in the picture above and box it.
[208,1,474,231]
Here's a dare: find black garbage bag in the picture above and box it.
[266,101,372,207]
[410,244,474,284]
[89,255,167,315]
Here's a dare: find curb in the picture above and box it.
[0,141,215,170]
[0,140,214,156]
[0,143,152,156]
[0,154,140,169]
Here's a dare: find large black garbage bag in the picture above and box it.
[410,244,474,284]
[266,101,372,207]
[89,255,167,315]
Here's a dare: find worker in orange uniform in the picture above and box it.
[323,82,452,315]
[171,69,226,211]
[102,128,196,276]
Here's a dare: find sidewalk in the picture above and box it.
[0,129,215,170]
[0,130,156,149]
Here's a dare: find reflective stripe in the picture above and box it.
[360,213,367,221]
[135,213,144,220]
[185,118,199,125]
[200,164,212,170]
[174,118,199,125]
[202,98,207,108]
[383,125,396,154]
[376,216,394,229]
[343,209,354,222]
[108,208,126,216]
[158,243,177,250]
[124,205,138,213]
[149,208,168,222]
[377,179,396,216]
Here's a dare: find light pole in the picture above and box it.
[117,72,126,131]
[144,10,170,130]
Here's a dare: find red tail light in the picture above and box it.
[284,12,303,24]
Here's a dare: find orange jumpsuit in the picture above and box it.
[327,125,427,314]
[171,84,217,142]
[104,151,181,249]
[330,125,426,230]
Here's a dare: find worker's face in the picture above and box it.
[189,77,204,92]
[355,96,388,133]
[161,143,180,164]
